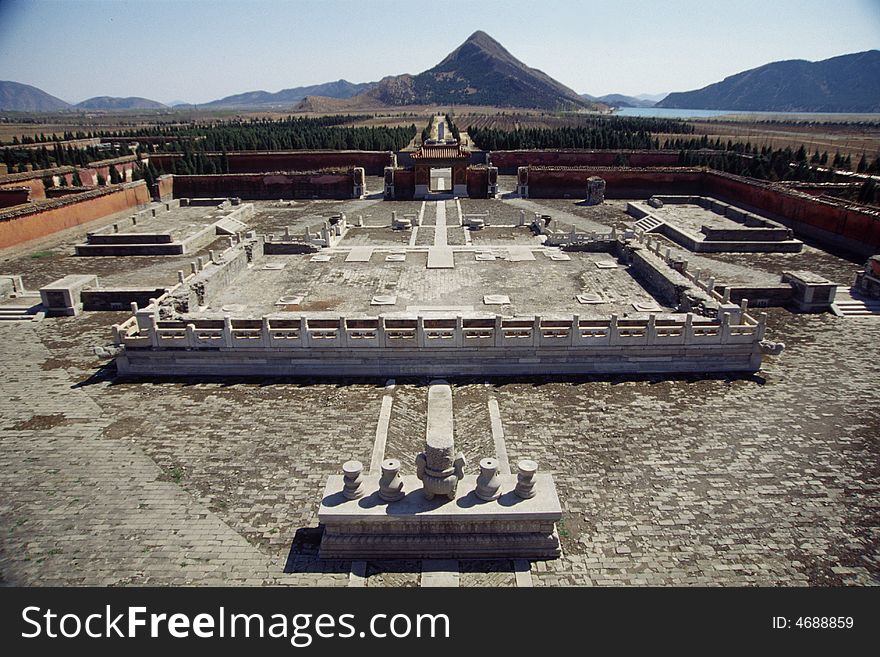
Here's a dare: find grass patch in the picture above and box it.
[29,251,54,259]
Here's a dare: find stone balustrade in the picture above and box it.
[115,310,765,351]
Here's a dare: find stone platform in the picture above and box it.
[318,473,562,560]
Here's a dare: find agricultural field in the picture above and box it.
[682,118,880,161]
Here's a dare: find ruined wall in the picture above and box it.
[155,174,174,201]
[703,172,880,253]
[0,181,151,249]
[170,172,356,200]
[0,188,30,208]
[491,150,681,174]
[149,151,393,176]
[0,156,138,200]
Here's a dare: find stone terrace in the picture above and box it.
[0,196,877,587]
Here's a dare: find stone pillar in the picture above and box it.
[261,316,272,347]
[376,316,387,349]
[494,315,504,347]
[475,458,501,501]
[185,323,196,348]
[609,313,620,345]
[684,313,694,343]
[515,460,538,499]
[223,315,233,347]
[532,315,542,346]
[415,382,466,501]
[338,317,348,347]
[342,460,365,500]
[647,314,657,345]
[149,314,160,347]
[298,316,309,347]
[378,459,404,502]
[720,312,731,343]
[417,315,426,348]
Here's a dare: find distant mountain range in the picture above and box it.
[0,81,71,112]
[3,43,879,114]
[581,93,657,108]
[657,50,880,112]
[75,96,167,110]
[0,81,169,111]
[200,79,373,108]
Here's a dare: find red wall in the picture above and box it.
[467,167,488,198]
[389,169,415,200]
[491,150,681,174]
[525,166,704,198]
[170,172,356,200]
[149,151,394,176]
[0,182,151,249]
[704,172,880,250]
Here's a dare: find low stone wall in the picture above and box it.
[723,285,794,307]
[82,288,169,311]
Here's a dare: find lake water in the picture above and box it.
[616,107,880,120]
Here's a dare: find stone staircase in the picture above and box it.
[633,215,665,233]
[0,293,45,322]
[831,286,880,317]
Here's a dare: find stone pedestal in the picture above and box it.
[318,473,562,560]
[781,270,838,312]
[39,274,98,316]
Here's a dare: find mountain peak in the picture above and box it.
[406,31,590,110]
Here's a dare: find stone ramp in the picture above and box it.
[214,216,249,235]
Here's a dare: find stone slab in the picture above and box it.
[346,247,373,262]
[427,247,455,269]
[508,247,536,262]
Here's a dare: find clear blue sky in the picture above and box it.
[0,0,878,104]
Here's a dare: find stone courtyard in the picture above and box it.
[0,195,877,586]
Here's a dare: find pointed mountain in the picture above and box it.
[657,50,880,112]
[361,31,594,110]
[0,80,71,112]
[75,96,167,110]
